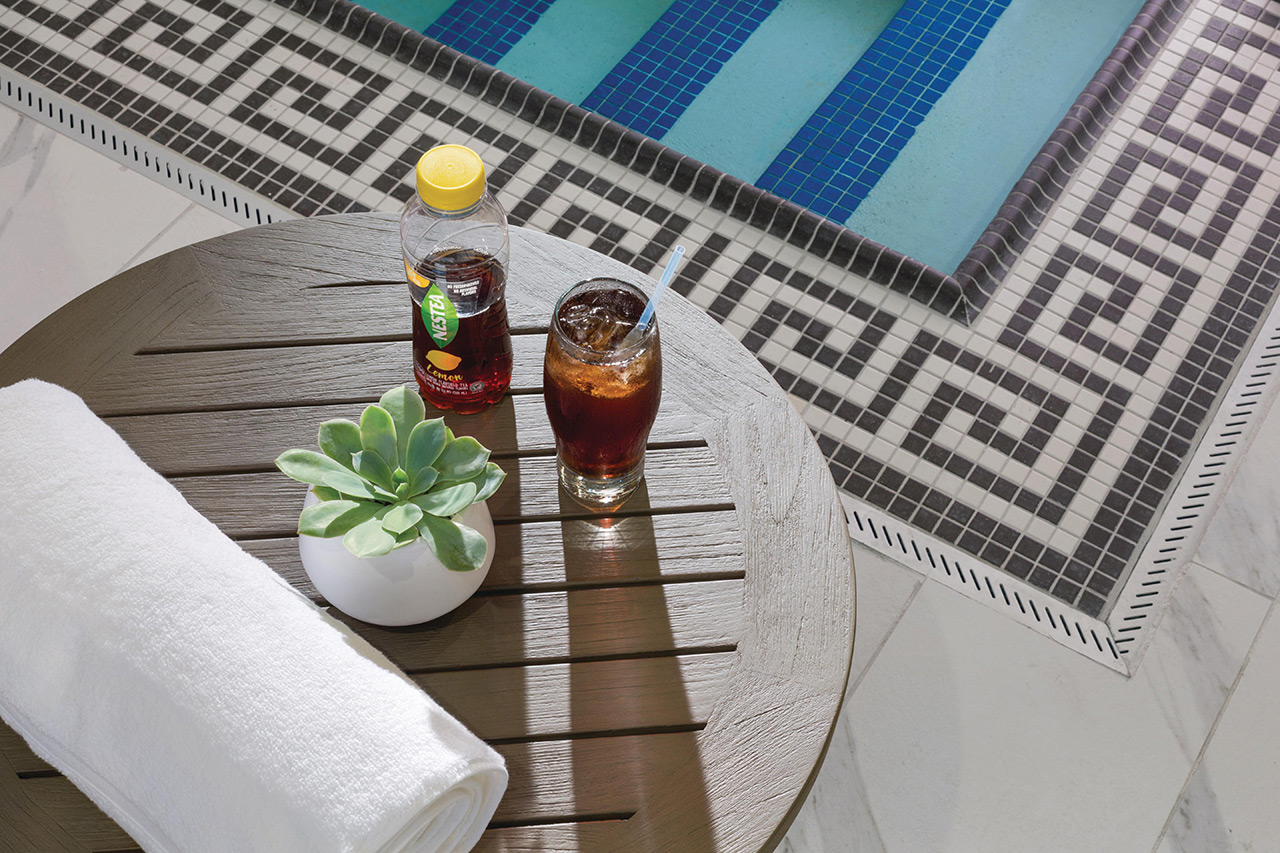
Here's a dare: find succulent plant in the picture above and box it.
[275,385,505,570]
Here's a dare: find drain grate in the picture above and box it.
[843,494,1125,673]
[1106,311,1280,667]
[1,71,293,228]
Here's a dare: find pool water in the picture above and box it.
[361,0,1145,273]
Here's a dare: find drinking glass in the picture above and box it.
[543,278,662,509]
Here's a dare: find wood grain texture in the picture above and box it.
[0,722,49,776]
[79,336,541,416]
[334,579,745,673]
[103,394,704,475]
[167,445,732,537]
[9,777,136,851]
[0,249,211,394]
[416,652,735,741]
[241,508,747,601]
[0,214,854,852]
[0,738,93,852]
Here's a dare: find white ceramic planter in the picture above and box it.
[297,491,495,626]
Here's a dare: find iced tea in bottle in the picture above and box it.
[401,144,512,414]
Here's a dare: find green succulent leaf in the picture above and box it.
[416,514,488,572]
[352,449,395,491]
[392,528,421,549]
[343,516,398,558]
[380,385,426,466]
[359,404,399,471]
[317,419,362,469]
[275,449,351,486]
[278,389,501,555]
[406,466,438,499]
[381,501,424,535]
[434,436,490,482]
[411,481,478,518]
[321,469,388,502]
[298,499,381,538]
[405,419,447,478]
[467,462,506,503]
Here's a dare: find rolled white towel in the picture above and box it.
[0,379,506,852]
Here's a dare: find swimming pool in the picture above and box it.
[358,0,1145,273]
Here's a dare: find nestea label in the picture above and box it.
[422,283,459,348]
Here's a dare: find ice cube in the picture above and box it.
[560,293,642,352]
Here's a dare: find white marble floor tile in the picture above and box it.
[780,542,923,853]
[0,103,238,353]
[824,564,1267,853]
[1157,600,1280,853]
[1193,392,1280,598]
[844,542,926,691]
[121,202,244,273]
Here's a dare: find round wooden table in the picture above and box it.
[0,214,855,852]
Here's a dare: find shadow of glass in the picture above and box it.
[560,479,716,848]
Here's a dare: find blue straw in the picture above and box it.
[634,245,684,334]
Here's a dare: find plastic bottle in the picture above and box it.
[400,144,512,414]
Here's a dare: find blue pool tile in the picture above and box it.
[582,0,781,140]
[759,0,1012,223]
[425,0,553,66]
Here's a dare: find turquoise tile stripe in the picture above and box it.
[758,0,1010,221]
[425,0,554,67]
[581,0,780,140]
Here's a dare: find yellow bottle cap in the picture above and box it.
[415,144,486,210]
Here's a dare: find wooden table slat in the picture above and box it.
[169,446,734,538]
[417,652,735,742]
[491,732,710,832]
[1,730,714,851]
[0,248,210,394]
[8,776,136,851]
[243,509,747,600]
[104,393,704,475]
[81,335,547,416]
[0,650,734,788]
[474,822,628,852]
[0,724,46,777]
[341,578,744,673]
[142,279,551,353]
[139,225,568,352]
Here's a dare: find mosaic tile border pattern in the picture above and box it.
[2,0,1278,623]
[758,0,1011,223]
[956,0,1191,314]
[580,0,778,141]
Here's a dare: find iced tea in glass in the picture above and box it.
[544,278,662,509]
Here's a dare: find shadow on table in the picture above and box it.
[324,401,716,846]
[560,480,716,849]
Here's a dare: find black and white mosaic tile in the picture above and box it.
[3,0,1280,661]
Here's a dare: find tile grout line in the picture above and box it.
[116,202,212,275]
[845,550,927,699]
[1150,591,1280,851]
[1191,556,1280,602]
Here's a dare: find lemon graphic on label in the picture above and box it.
[426,350,462,371]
